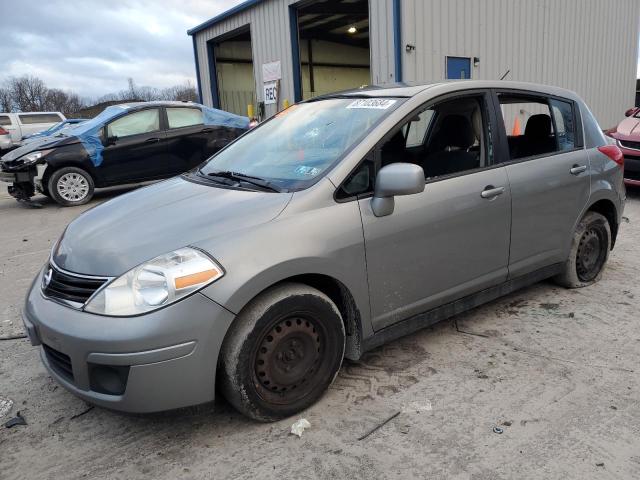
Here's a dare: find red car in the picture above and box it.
[607,107,640,186]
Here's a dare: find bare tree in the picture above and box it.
[0,87,12,112]
[0,75,199,116]
[8,76,48,111]
[158,81,197,102]
[44,88,84,116]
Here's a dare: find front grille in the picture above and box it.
[43,344,74,382]
[42,264,108,306]
[620,139,640,150]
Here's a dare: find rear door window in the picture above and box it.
[18,113,63,124]
[107,109,160,138]
[549,99,576,151]
[497,94,569,160]
[166,108,203,129]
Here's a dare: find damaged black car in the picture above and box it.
[0,101,249,207]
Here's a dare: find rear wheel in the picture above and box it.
[555,211,611,288]
[218,283,345,422]
[48,167,94,206]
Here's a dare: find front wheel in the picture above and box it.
[218,283,345,422]
[555,211,611,288]
[48,167,94,206]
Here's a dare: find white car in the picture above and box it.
[0,125,11,150]
[0,112,66,151]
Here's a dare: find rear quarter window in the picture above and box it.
[0,115,11,126]
[19,113,63,124]
[167,108,203,129]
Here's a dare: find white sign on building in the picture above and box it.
[262,61,282,82]
[263,81,278,105]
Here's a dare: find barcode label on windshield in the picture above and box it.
[346,99,397,110]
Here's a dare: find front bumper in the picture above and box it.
[622,149,640,186]
[23,269,235,413]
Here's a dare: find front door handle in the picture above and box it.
[481,186,505,199]
[570,164,587,175]
[145,137,160,143]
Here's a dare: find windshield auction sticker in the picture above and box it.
[347,99,397,109]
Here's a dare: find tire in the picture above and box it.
[219,283,345,422]
[48,167,94,206]
[554,211,611,288]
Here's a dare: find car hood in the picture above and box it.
[614,116,640,139]
[1,134,79,163]
[53,176,293,276]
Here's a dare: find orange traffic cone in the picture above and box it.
[512,116,522,136]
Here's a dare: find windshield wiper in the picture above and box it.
[205,170,283,193]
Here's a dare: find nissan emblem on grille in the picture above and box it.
[43,267,53,289]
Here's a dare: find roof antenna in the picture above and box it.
[499,69,511,80]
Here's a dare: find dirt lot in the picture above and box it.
[1,183,639,480]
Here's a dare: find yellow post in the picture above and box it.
[283,99,290,109]
[247,104,254,118]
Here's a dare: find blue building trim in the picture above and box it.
[188,0,262,35]
[192,36,203,103]
[393,0,402,82]
[289,5,302,102]
[206,41,220,108]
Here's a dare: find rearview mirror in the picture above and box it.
[371,163,425,217]
[105,135,118,146]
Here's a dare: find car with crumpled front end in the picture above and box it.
[0,101,248,206]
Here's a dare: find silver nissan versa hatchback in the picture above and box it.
[23,81,625,421]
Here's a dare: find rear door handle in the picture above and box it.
[570,164,587,175]
[145,137,160,143]
[481,186,505,199]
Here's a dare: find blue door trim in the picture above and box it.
[192,36,203,103]
[393,0,402,82]
[206,40,220,108]
[289,5,302,102]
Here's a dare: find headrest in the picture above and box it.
[525,114,552,139]
[438,115,475,149]
[471,108,483,141]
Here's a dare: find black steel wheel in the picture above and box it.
[254,315,324,404]
[555,211,611,288]
[219,283,345,421]
[575,226,607,282]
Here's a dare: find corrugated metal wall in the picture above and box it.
[400,0,640,127]
[193,0,300,118]
[193,0,639,126]
[369,0,396,85]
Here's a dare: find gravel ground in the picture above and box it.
[1,183,639,480]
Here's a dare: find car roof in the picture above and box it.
[115,101,202,110]
[319,80,580,101]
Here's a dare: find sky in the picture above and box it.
[0,0,242,100]
[1,1,639,101]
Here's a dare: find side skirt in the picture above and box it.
[360,263,563,354]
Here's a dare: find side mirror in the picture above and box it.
[371,163,425,217]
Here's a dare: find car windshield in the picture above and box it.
[198,97,404,191]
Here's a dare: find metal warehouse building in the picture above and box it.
[189,0,640,128]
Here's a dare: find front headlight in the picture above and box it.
[20,150,51,165]
[84,247,224,316]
